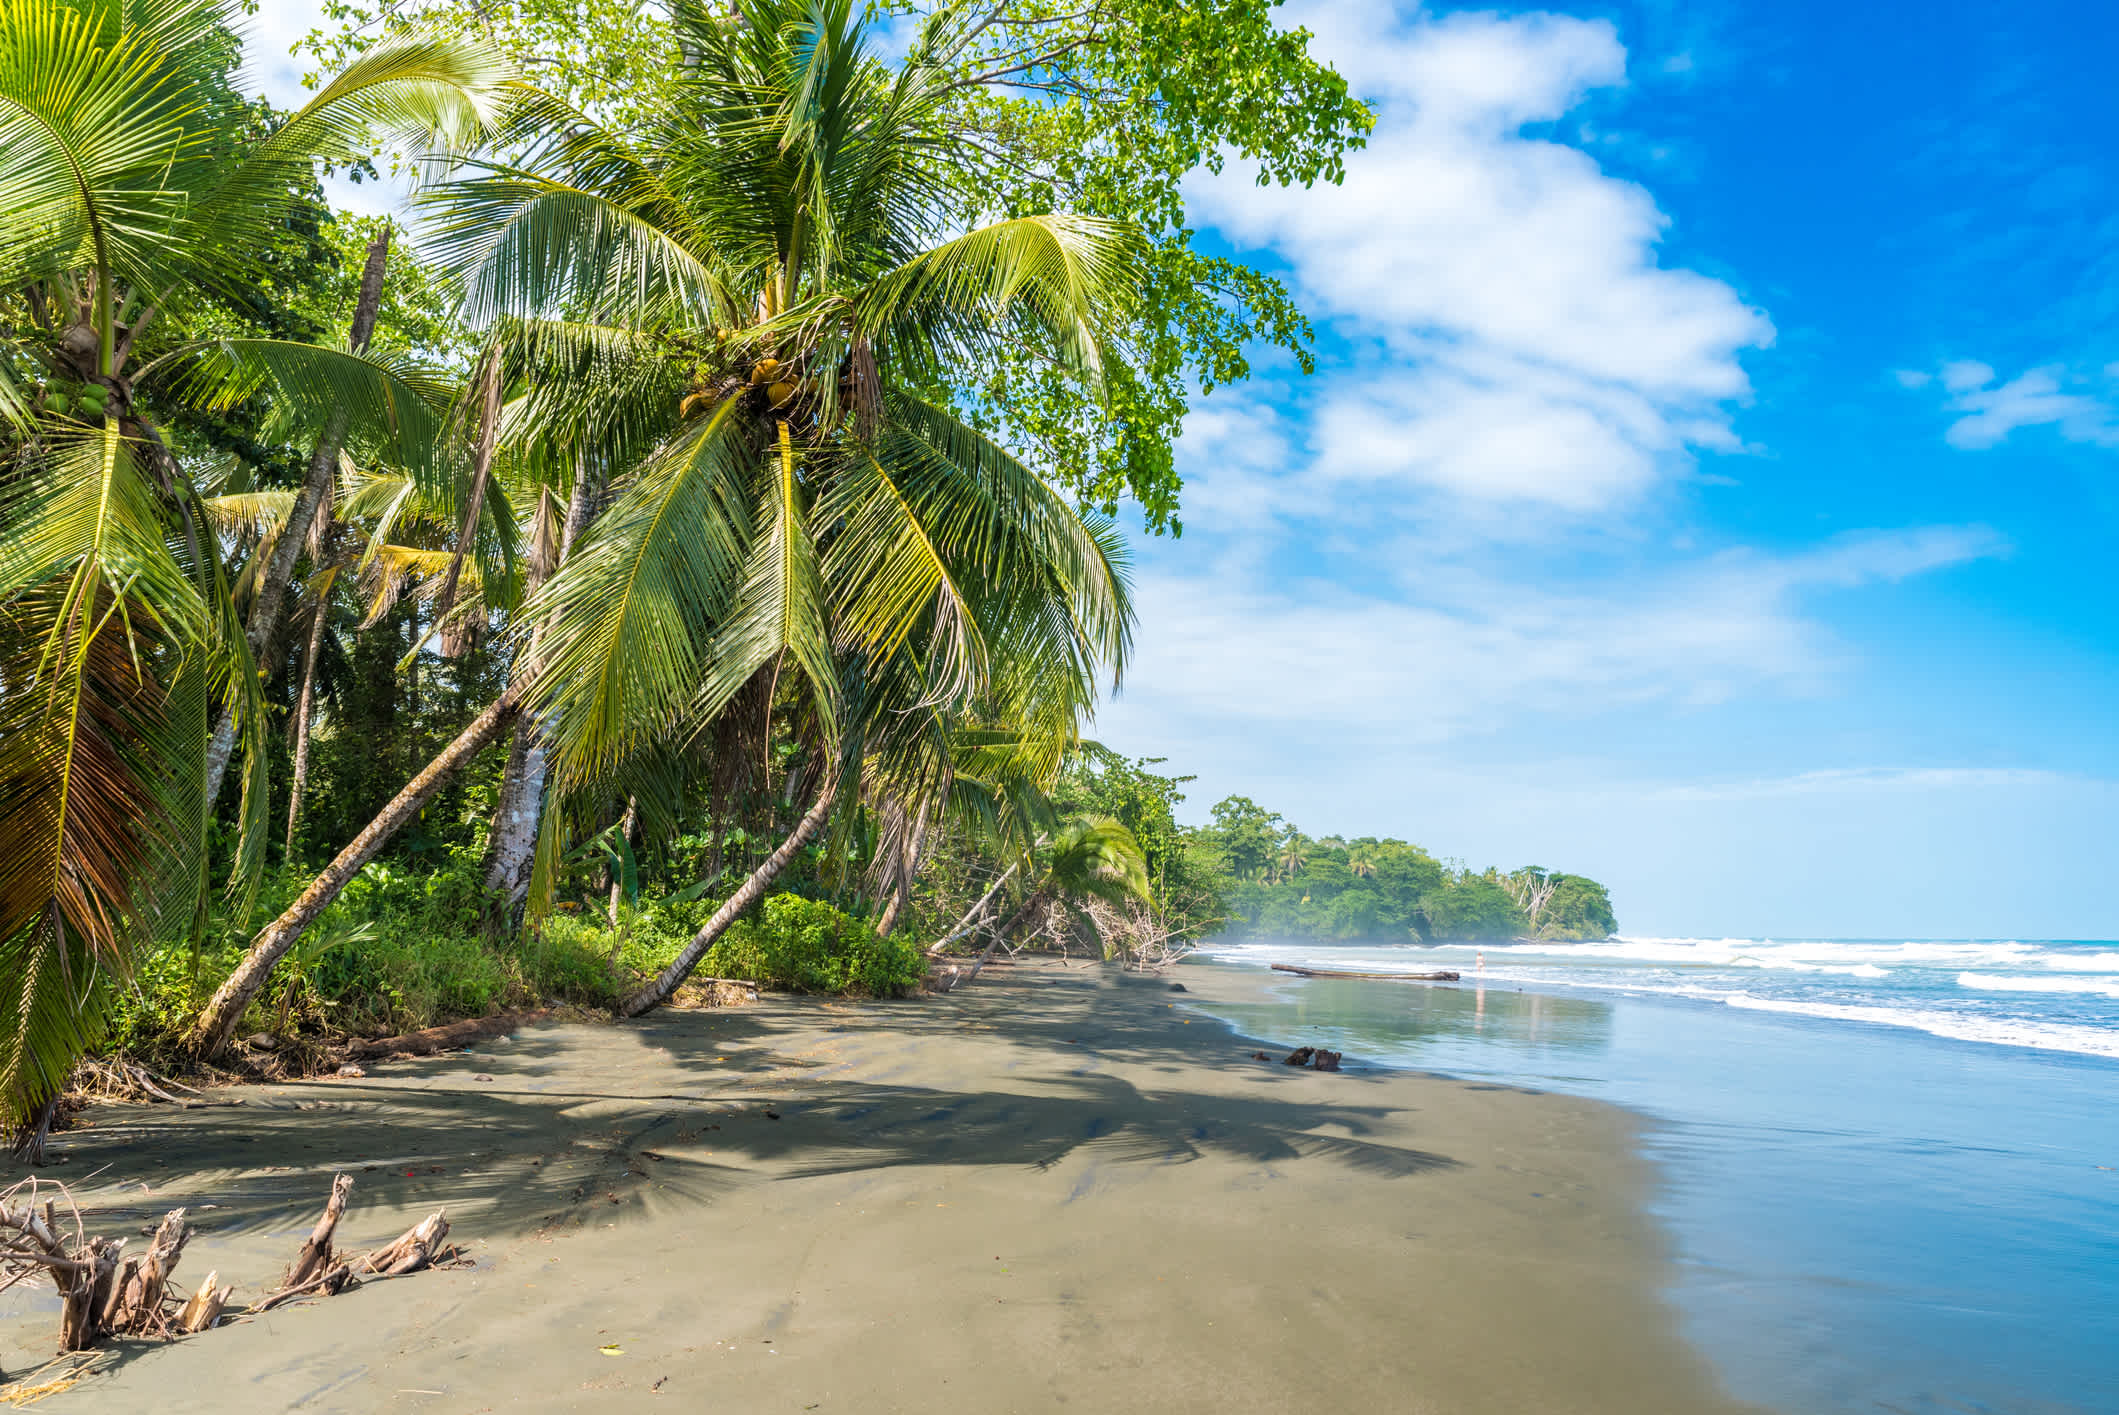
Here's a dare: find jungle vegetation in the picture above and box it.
[0,0,1374,1153]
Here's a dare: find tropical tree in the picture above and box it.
[187,0,1142,1045]
[0,0,506,1149]
[954,815,1152,986]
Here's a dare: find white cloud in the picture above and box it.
[1103,526,2007,750]
[1184,4,1772,511]
[238,0,330,108]
[1919,362,2119,450]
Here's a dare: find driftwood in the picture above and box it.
[0,1171,461,1368]
[282,1173,352,1290]
[354,1211,449,1276]
[1270,963,1460,982]
[103,1208,190,1335]
[348,1009,549,1061]
[176,1270,227,1333]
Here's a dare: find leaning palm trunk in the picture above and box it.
[925,862,1019,956]
[204,229,393,804]
[188,690,523,1056]
[958,885,1051,988]
[618,775,839,1018]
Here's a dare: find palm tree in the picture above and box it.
[186,0,1140,1043]
[1276,835,1311,882]
[0,0,506,1149]
[954,815,1152,987]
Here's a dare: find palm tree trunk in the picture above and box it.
[618,774,838,1018]
[283,581,331,858]
[481,456,599,913]
[958,884,1050,988]
[874,810,930,937]
[607,796,638,925]
[924,861,1018,955]
[204,227,392,804]
[187,690,522,1057]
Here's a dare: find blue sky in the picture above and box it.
[245,2,2119,939]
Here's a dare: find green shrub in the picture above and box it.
[701,893,922,996]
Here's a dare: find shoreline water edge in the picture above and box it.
[1184,942,2119,1415]
[0,960,1761,1414]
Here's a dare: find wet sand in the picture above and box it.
[0,961,1760,1412]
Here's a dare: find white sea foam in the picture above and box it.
[1958,973,2119,998]
[1719,995,2119,1059]
[2045,952,2119,972]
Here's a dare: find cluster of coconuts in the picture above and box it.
[41,377,111,420]
[748,357,811,409]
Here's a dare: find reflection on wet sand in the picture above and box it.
[1188,963,1614,1063]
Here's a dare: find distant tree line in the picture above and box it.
[1005,758,1616,946]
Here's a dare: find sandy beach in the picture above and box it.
[0,961,1758,1413]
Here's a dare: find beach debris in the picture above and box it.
[0,1172,463,1369]
[1279,1045,1343,1071]
[243,1034,280,1051]
[348,1009,551,1063]
[354,1210,451,1276]
[1282,1047,1315,1067]
[1270,963,1459,982]
[176,1271,228,1333]
[104,1208,192,1335]
[280,1173,352,1293]
[1312,1049,1343,1072]
[1167,982,1188,992]
[1251,1051,1272,1062]
[336,1063,366,1078]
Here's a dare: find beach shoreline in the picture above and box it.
[1,959,1759,1413]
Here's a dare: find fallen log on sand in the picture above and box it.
[1270,963,1461,982]
[348,1009,550,1061]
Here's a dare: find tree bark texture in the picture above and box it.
[284,566,333,857]
[481,456,600,909]
[619,775,839,1017]
[188,691,522,1056]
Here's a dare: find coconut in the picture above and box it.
[766,380,798,407]
[749,357,781,385]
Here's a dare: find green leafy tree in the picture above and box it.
[192,0,1147,1043]
[0,0,505,1149]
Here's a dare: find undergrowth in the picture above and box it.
[105,851,923,1063]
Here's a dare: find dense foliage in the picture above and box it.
[0,0,1378,1142]
[1197,796,1618,943]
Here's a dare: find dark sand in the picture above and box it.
[1,961,1761,1412]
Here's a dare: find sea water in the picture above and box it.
[1183,938,2119,1415]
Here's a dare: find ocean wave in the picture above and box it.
[2043,952,2119,972]
[1720,995,2119,1059]
[1958,973,2119,998]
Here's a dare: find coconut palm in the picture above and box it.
[0,0,508,1148]
[185,0,1139,1044]
[952,815,1152,987]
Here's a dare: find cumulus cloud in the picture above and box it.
[1184,3,1773,511]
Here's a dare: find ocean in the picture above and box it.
[1183,937,2119,1415]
